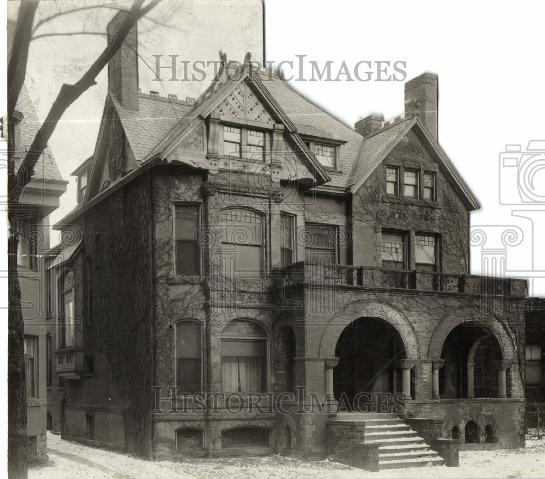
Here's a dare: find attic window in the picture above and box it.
[222,126,267,161]
[310,142,336,169]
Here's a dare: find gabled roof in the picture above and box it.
[144,62,332,185]
[112,94,193,163]
[348,116,480,210]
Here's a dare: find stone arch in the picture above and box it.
[427,307,515,361]
[318,300,420,359]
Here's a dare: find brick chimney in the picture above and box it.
[355,113,384,137]
[107,11,139,110]
[404,73,438,140]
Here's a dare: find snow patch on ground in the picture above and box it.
[29,433,545,479]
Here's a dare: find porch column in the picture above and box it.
[398,360,414,400]
[467,362,475,399]
[496,361,508,398]
[432,360,444,400]
[325,358,339,413]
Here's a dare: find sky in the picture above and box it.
[5,0,545,295]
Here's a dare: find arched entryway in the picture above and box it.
[440,323,505,399]
[334,317,411,408]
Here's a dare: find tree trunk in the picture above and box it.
[8,230,28,479]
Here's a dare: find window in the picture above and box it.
[381,232,406,269]
[415,234,437,272]
[24,336,38,398]
[223,126,241,158]
[386,166,399,196]
[176,322,202,393]
[46,334,52,388]
[423,171,436,201]
[246,129,265,160]
[174,204,201,276]
[223,126,267,161]
[403,169,419,198]
[312,143,336,169]
[280,214,296,268]
[77,170,88,203]
[220,208,264,277]
[221,320,267,393]
[59,271,75,348]
[526,344,542,385]
[304,223,338,265]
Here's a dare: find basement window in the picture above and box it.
[222,427,270,448]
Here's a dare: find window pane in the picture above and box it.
[526,344,542,361]
[313,143,335,168]
[24,337,37,398]
[222,356,265,393]
[386,167,399,196]
[223,140,241,158]
[247,129,264,146]
[280,214,295,267]
[415,235,436,265]
[221,209,263,245]
[224,126,241,143]
[177,358,201,392]
[175,205,200,275]
[526,362,542,385]
[423,172,435,200]
[382,233,405,267]
[305,224,337,249]
[235,244,263,275]
[404,170,419,198]
[176,323,201,392]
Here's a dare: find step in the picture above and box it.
[378,443,430,454]
[365,430,419,440]
[379,449,440,460]
[334,412,400,420]
[365,437,426,446]
[379,456,445,470]
[362,418,406,426]
[365,423,411,431]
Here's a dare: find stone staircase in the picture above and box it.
[332,413,445,470]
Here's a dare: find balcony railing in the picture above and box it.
[276,262,527,297]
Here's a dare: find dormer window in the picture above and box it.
[311,142,336,169]
[77,170,88,204]
[222,125,267,161]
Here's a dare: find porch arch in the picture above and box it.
[427,307,515,361]
[318,300,420,359]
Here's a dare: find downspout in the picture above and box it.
[149,170,157,458]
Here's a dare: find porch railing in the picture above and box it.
[276,262,527,297]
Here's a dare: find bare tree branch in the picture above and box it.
[7,0,39,131]
[11,0,163,203]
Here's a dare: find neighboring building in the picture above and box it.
[50,13,528,469]
[13,87,67,462]
[525,298,545,427]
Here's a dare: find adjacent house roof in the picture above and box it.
[15,86,65,183]
[48,240,82,269]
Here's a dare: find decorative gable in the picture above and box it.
[215,82,274,125]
